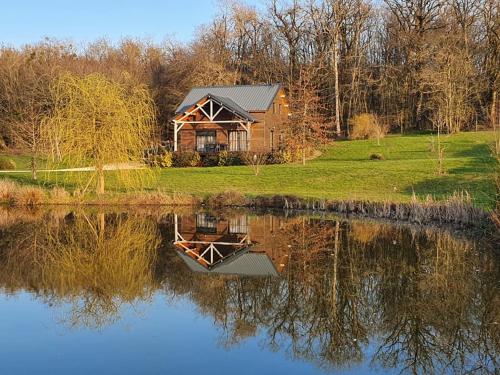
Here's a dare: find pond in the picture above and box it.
[0,207,497,374]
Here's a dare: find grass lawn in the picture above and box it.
[1,131,497,210]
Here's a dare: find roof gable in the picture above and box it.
[174,93,256,122]
[176,84,281,114]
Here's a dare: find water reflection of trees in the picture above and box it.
[0,208,161,328]
[0,209,497,373]
[161,216,498,374]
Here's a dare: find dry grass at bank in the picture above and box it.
[205,191,249,207]
[0,179,494,228]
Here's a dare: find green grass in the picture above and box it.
[1,131,497,210]
[0,153,39,170]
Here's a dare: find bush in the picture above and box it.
[0,157,16,170]
[156,152,173,168]
[349,113,388,142]
[227,152,245,166]
[269,150,292,164]
[370,153,384,160]
[144,149,172,168]
[218,150,229,166]
[173,152,201,167]
[202,155,219,167]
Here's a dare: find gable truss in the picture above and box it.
[173,96,254,152]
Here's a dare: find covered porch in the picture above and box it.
[173,93,255,153]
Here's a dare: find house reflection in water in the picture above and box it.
[173,213,288,277]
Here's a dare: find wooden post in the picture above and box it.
[173,121,178,152]
[246,121,251,151]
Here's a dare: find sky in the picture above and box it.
[0,0,260,48]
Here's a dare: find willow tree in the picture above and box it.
[45,73,155,195]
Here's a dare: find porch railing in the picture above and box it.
[196,143,229,153]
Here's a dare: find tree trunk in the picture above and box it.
[334,30,341,137]
[96,164,105,195]
[492,90,498,128]
[31,124,37,180]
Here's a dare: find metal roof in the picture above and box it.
[177,248,279,277]
[208,93,255,122]
[176,84,281,114]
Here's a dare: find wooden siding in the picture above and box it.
[177,88,290,153]
[176,214,292,273]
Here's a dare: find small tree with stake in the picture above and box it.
[44,73,156,195]
[431,112,446,176]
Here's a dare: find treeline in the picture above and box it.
[0,0,498,149]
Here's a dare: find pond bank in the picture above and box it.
[0,179,496,231]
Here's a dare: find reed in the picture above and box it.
[48,186,71,204]
[13,186,46,206]
[247,192,491,227]
[0,179,17,204]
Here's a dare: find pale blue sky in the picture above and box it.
[0,0,260,48]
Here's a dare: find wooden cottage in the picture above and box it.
[173,213,286,276]
[173,84,290,153]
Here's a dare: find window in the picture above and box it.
[272,102,276,114]
[229,216,248,234]
[196,213,217,233]
[278,104,282,114]
[229,131,248,151]
[196,131,216,152]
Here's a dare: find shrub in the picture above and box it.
[227,152,245,166]
[156,152,173,168]
[206,191,248,207]
[190,152,201,167]
[145,149,173,168]
[349,113,388,143]
[173,151,201,167]
[202,155,219,167]
[0,157,16,170]
[218,150,229,166]
[269,150,292,164]
[370,153,384,160]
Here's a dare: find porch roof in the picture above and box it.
[177,247,279,277]
[207,93,256,122]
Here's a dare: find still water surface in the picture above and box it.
[0,207,497,374]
